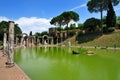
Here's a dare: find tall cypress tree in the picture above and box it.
[106,0,116,28]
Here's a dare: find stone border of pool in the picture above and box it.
[0,50,31,80]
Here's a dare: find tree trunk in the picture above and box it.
[106,0,116,28]
[100,4,103,34]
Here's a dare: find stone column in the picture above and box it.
[20,35,23,47]
[3,28,7,56]
[57,38,58,45]
[16,36,18,46]
[42,37,44,44]
[36,37,39,46]
[47,37,50,45]
[6,21,15,67]
[31,36,34,46]
[51,38,53,45]
[60,33,62,42]
[26,37,28,47]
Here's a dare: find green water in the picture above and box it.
[14,47,120,80]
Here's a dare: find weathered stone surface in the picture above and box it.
[3,31,7,55]
[7,21,15,65]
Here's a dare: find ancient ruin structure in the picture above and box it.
[49,28,67,43]
[5,21,15,67]
[15,27,68,47]
[14,27,80,47]
[15,34,54,47]
[3,28,7,56]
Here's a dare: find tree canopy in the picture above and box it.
[87,0,120,29]
[40,31,48,36]
[83,18,101,32]
[87,0,119,13]
[0,21,22,41]
[29,31,33,36]
[106,0,116,28]
[61,11,79,26]
[50,11,79,28]
[50,11,79,38]
[117,16,120,24]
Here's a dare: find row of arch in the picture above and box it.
[15,33,57,47]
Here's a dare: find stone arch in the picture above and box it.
[22,33,28,42]
[42,35,54,45]
[42,35,49,44]
[42,35,48,40]
[20,33,28,47]
[22,33,28,37]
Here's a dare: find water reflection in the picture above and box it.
[14,47,120,80]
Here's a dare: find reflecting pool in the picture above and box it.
[14,47,120,80]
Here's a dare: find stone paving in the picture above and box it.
[0,51,31,80]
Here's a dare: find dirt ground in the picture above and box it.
[0,50,31,80]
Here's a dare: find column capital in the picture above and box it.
[9,21,14,23]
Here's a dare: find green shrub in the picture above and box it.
[108,27,115,32]
[103,27,115,33]
[69,32,76,37]
[0,41,3,46]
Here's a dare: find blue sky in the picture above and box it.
[0,0,120,34]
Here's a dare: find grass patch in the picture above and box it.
[77,30,120,47]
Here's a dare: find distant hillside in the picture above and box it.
[61,30,120,47]
[78,30,120,47]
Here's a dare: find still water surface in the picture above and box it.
[14,47,120,80]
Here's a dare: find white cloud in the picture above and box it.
[0,16,10,22]
[70,3,86,11]
[15,17,51,34]
[0,16,52,35]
